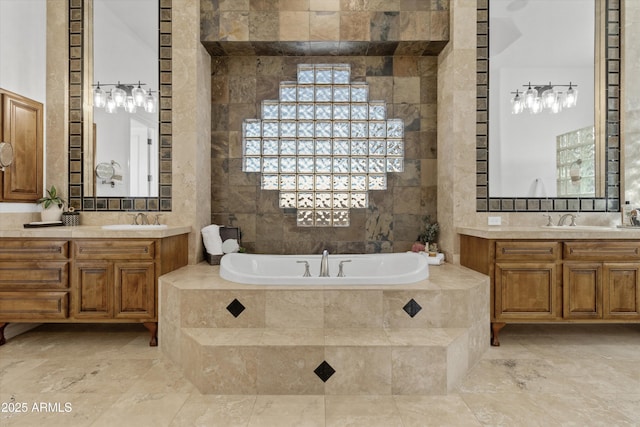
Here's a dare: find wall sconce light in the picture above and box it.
[511,82,578,115]
[92,81,157,114]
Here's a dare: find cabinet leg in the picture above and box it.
[143,322,158,347]
[0,323,7,346]
[491,322,506,346]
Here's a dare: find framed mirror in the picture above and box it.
[476,0,621,212]
[67,0,172,211]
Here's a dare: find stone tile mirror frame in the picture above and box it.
[68,0,172,211]
[476,0,621,213]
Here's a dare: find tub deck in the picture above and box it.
[159,262,489,395]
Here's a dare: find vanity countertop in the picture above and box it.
[0,224,192,239]
[457,225,640,240]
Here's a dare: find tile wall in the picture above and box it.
[210,55,438,254]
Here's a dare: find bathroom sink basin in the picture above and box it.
[101,224,168,230]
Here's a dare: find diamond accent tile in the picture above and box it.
[314,361,336,382]
[226,298,246,318]
[403,298,422,318]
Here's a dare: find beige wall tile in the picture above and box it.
[392,346,447,394]
[324,346,392,394]
[324,290,384,328]
[279,11,310,40]
[265,290,325,328]
[257,346,325,393]
[310,11,340,41]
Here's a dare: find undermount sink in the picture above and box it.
[101,224,168,230]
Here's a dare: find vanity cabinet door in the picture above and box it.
[114,261,155,319]
[563,262,602,319]
[0,89,44,202]
[72,260,113,319]
[494,262,560,320]
[603,263,640,319]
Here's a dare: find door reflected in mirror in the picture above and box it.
[488,0,602,199]
[88,0,158,198]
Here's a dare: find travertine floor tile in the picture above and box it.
[249,395,324,427]
[0,323,638,426]
[325,395,402,427]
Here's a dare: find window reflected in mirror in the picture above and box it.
[476,0,620,213]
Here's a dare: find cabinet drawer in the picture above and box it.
[564,241,640,261]
[0,240,68,260]
[496,241,561,261]
[0,291,68,319]
[73,240,156,260]
[0,261,69,289]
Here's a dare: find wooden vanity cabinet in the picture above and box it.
[72,240,156,320]
[563,241,640,320]
[494,241,562,321]
[0,239,70,324]
[0,234,188,346]
[460,236,640,346]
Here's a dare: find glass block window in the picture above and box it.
[242,64,405,227]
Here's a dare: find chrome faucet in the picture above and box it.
[557,213,577,226]
[319,250,330,277]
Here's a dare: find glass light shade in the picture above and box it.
[550,92,563,114]
[132,84,147,107]
[511,92,524,114]
[144,92,157,113]
[523,85,538,108]
[124,96,137,113]
[541,88,556,109]
[105,95,118,114]
[530,97,543,114]
[564,86,578,108]
[112,86,126,107]
[93,85,107,108]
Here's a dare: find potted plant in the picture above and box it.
[416,214,440,255]
[37,185,65,222]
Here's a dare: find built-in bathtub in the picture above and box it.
[219,252,429,285]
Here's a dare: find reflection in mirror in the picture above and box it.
[489,0,598,198]
[476,0,620,212]
[68,0,171,212]
[89,0,158,198]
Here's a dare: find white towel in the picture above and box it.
[202,224,223,255]
[222,238,239,254]
[424,252,445,265]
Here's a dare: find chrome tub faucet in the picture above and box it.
[320,250,330,277]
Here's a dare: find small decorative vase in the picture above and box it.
[41,205,63,222]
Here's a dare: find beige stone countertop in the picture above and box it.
[0,224,192,239]
[160,261,488,291]
[457,225,640,240]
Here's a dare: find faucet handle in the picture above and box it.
[127,213,137,225]
[542,214,553,227]
[337,260,352,277]
[152,214,163,225]
[570,214,579,227]
[296,260,311,277]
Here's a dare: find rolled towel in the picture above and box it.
[202,224,223,255]
[222,238,239,254]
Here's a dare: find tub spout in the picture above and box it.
[320,250,330,277]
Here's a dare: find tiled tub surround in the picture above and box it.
[210,55,438,254]
[159,262,488,395]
